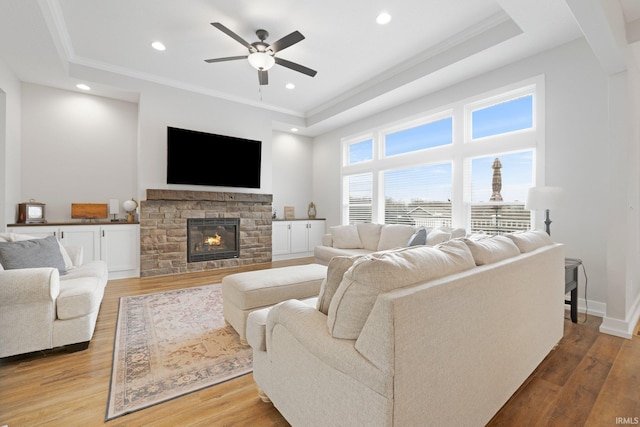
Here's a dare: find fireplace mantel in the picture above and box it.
[140,189,273,277]
[146,189,272,203]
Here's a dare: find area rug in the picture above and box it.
[106,284,252,420]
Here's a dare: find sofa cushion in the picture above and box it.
[506,229,554,253]
[327,239,475,339]
[376,224,417,251]
[0,235,67,275]
[463,235,520,265]
[407,227,427,246]
[56,277,103,320]
[356,223,383,251]
[317,255,360,314]
[330,225,363,249]
[426,228,451,246]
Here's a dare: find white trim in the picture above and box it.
[599,292,640,339]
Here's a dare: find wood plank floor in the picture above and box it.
[1,258,638,427]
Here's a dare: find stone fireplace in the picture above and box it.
[139,189,272,277]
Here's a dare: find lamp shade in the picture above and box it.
[525,186,563,210]
[248,52,275,70]
[109,199,119,215]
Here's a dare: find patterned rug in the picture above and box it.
[106,284,252,420]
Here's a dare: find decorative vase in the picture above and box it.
[307,202,316,219]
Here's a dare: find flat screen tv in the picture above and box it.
[167,126,262,189]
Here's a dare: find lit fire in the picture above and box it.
[205,233,222,246]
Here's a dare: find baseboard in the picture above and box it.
[564,298,606,319]
[598,293,640,339]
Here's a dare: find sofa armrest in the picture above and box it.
[321,234,333,247]
[0,267,60,305]
[266,299,388,394]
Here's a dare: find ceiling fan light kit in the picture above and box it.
[248,52,275,71]
[205,22,317,86]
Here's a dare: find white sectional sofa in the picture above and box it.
[248,230,565,426]
[0,233,108,358]
[314,222,466,265]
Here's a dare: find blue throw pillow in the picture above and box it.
[0,235,67,275]
[407,227,427,246]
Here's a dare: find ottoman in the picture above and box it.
[221,263,328,343]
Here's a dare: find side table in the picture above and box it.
[565,258,581,323]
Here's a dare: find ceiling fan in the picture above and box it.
[204,22,317,86]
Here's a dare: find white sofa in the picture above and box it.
[248,230,565,426]
[0,233,108,358]
[314,222,466,265]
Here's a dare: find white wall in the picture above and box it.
[312,38,612,314]
[135,83,277,200]
[0,59,21,228]
[19,83,138,221]
[272,130,314,220]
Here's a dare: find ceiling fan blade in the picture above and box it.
[204,55,247,63]
[258,70,269,86]
[270,31,305,53]
[274,57,317,77]
[211,22,252,50]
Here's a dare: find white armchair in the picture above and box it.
[0,244,108,358]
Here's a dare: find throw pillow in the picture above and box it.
[356,223,383,251]
[426,228,451,246]
[376,224,417,251]
[0,235,67,274]
[462,235,520,265]
[407,227,427,246]
[0,232,73,270]
[330,224,363,249]
[316,255,360,314]
[327,240,475,339]
[505,229,554,253]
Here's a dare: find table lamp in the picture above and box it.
[525,186,563,235]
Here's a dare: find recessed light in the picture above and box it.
[376,12,392,25]
[76,83,90,91]
[291,128,299,132]
[286,83,295,90]
[151,41,166,51]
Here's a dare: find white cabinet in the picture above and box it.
[8,223,140,278]
[101,224,139,277]
[272,220,325,261]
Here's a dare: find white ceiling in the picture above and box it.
[0,0,636,136]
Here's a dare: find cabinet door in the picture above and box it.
[101,225,139,275]
[272,222,291,256]
[290,221,310,254]
[307,220,326,251]
[60,226,101,262]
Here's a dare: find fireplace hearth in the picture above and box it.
[187,218,239,262]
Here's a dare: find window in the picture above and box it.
[344,173,373,223]
[384,117,452,156]
[341,78,542,233]
[469,151,533,234]
[384,163,452,226]
[347,139,373,164]
[471,95,533,139]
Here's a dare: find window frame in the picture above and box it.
[340,75,545,230]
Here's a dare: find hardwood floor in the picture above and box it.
[1,258,638,427]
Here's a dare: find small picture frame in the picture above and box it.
[284,206,295,220]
